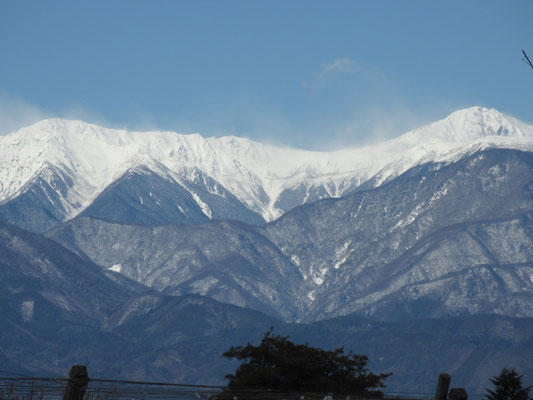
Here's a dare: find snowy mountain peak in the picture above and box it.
[401,107,533,145]
[1,107,532,225]
[444,106,531,138]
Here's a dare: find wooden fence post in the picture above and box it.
[63,365,88,400]
[434,373,451,400]
[449,388,468,400]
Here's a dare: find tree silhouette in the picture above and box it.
[485,368,531,400]
[222,328,391,396]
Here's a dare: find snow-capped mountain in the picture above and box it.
[2,107,533,390]
[1,106,532,232]
[48,148,533,322]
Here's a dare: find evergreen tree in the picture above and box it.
[485,368,531,400]
[222,328,390,396]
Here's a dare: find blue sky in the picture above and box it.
[1,1,532,149]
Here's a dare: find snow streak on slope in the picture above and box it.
[1,107,533,222]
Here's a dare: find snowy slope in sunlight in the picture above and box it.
[1,106,533,222]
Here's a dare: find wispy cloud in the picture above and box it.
[0,92,52,135]
[0,92,150,135]
[298,58,459,150]
[302,57,358,92]
[322,58,357,74]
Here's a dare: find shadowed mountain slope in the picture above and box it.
[48,149,533,322]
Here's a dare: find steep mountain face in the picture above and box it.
[0,218,140,375]
[175,167,266,225]
[0,164,78,233]
[47,217,306,320]
[1,107,533,232]
[79,166,264,226]
[0,219,136,321]
[264,149,533,321]
[48,149,533,322]
[80,167,209,225]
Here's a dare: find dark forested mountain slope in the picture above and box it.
[0,219,135,321]
[48,149,533,322]
[47,217,305,320]
[264,149,533,320]
[80,167,210,225]
[80,166,265,227]
[0,218,144,375]
[0,164,265,234]
[1,219,531,394]
[0,219,277,380]
[282,313,533,395]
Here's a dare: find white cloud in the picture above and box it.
[322,58,357,74]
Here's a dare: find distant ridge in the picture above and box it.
[1,107,532,231]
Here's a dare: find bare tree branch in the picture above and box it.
[522,50,533,70]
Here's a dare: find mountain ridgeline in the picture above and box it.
[2,106,533,232]
[1,107,533,392]
[47,149,533,322]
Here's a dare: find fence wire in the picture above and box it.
[0,378,222,400]
[0,377,67,399]
[1,377,473,400]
